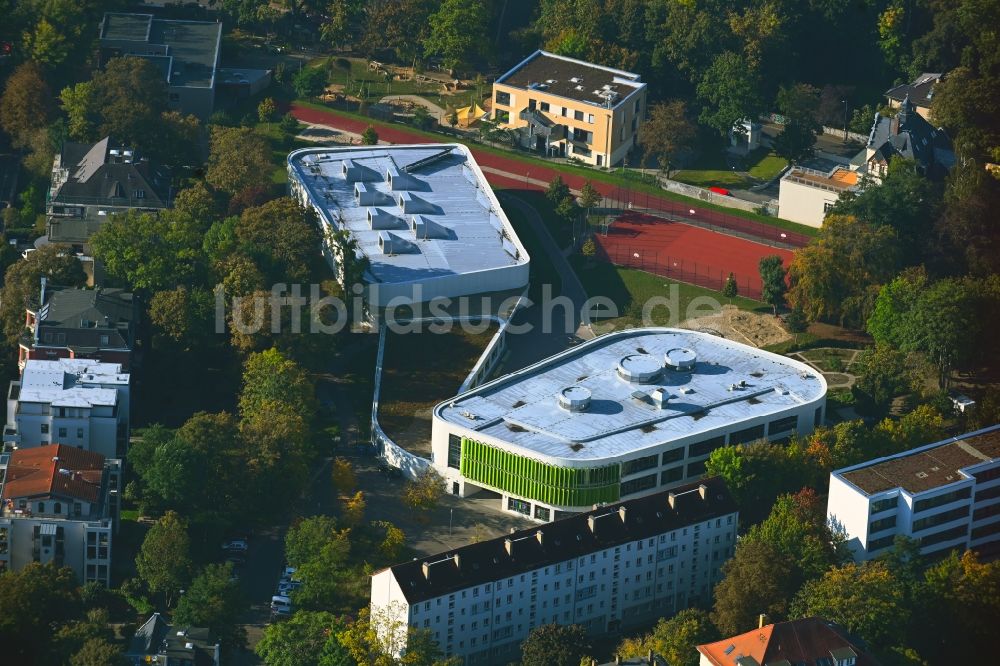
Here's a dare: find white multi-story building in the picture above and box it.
[287,144,529,309]
[371,478,738,665]
[431,328,826,522]
[5,359,131,460]
[0,444,120,585]
[827,424,1000,561]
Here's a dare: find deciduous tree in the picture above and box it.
[618,609,717,666]
[360,125,379,145]
[696,51,764,136]
[403,468,445,512]
[256,610,353,666]
[638,100,697,175]
[712,540,797,636]
[0,245,86,345]
[520,623,592,666]
[758,255,787,314]
[423,0,489,70]
[136,511,192,607]
[0,62,53,148]
[174,563,247,658]
[206,126,273,196]
[791,560,907,646]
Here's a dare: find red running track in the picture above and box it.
[289,104,810,247]
[595,211,794,300]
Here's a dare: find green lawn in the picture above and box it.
[748,152,788,180]
[570,256,765,329]
[379,326,496,455]
[672,148,788,190]
[292,99,819,238]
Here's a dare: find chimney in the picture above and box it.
[452,553,460,570]
[648,649,654,665]
[614,655,621,665]
[504,538,513,557]
[667,492,676,509]
[758,613,768,629]
[587,515,597,534]
[618,506,627,524]
[698,484,708,500]
[535,530,544,546]
[590,660,597,666]
[421,562,430,580]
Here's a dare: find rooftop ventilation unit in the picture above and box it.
[664,348,697,371]
[649,387,671,409]
[367,207,406,230]
[557,386,591,412]
[617,354,661,383]
[570,76,582,83]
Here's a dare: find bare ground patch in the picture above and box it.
[680,305,791,348]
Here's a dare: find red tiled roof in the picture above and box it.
[2,445,105,504]
[698,617,879,666]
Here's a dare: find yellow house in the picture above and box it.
[491,50,647,167]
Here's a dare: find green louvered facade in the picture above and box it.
[459,437,621,507]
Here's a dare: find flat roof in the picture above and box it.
[100,13,221,88]
[783,166,859,191]
[382,477,736,604]
[435,329,826,464]
[288,144,527,288]
[17,359,128,407]
[496,50,645,108]
[837,425,1000,495]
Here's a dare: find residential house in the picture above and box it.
[20,279,136,371]
[99,12,223,120]
[697,616,878,666]
[864,95,955,180]
[0,445,120,585]
[827,424,1000,562]
[5,359,131,460]
[126,612,221,666]
[884,72,942,121]
[777,95,954,226]
[491,50,646,167]
[371,479,738,665]
[46,136,171,248]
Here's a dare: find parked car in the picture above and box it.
[277,580,302,595]
[708,186,732,196]
[282,566,297,578]
[271,595,293,614]
[221,539,248,552]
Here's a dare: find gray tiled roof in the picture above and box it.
[867,97,953,173]
[51,138,170,210]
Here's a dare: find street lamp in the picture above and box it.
[841,99,849,143]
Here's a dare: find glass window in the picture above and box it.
[507,497,530,515]
[661,466,684,485]
[729,424,765,445]
[688,436,725,458]
[447,434,462,469]
[495,91,511,106]
[534,505,550,521]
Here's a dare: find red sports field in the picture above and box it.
[594,211,794,300]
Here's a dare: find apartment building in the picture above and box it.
[431,328,826,522]
[20,280,136,371]
[827,424,1000,562]
[371,478,738,665]
[491,50,647,167]
[5,359,131,460]
[0,445,120,585]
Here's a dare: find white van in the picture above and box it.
[270,595,293,614]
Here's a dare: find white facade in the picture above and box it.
[827,424,1000,561]
[287,144,529,308]
[0,448,120,585]
[371,481,737,665]
[431,328,826,522]
[777,166,859,228]
[5,359,130,459]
